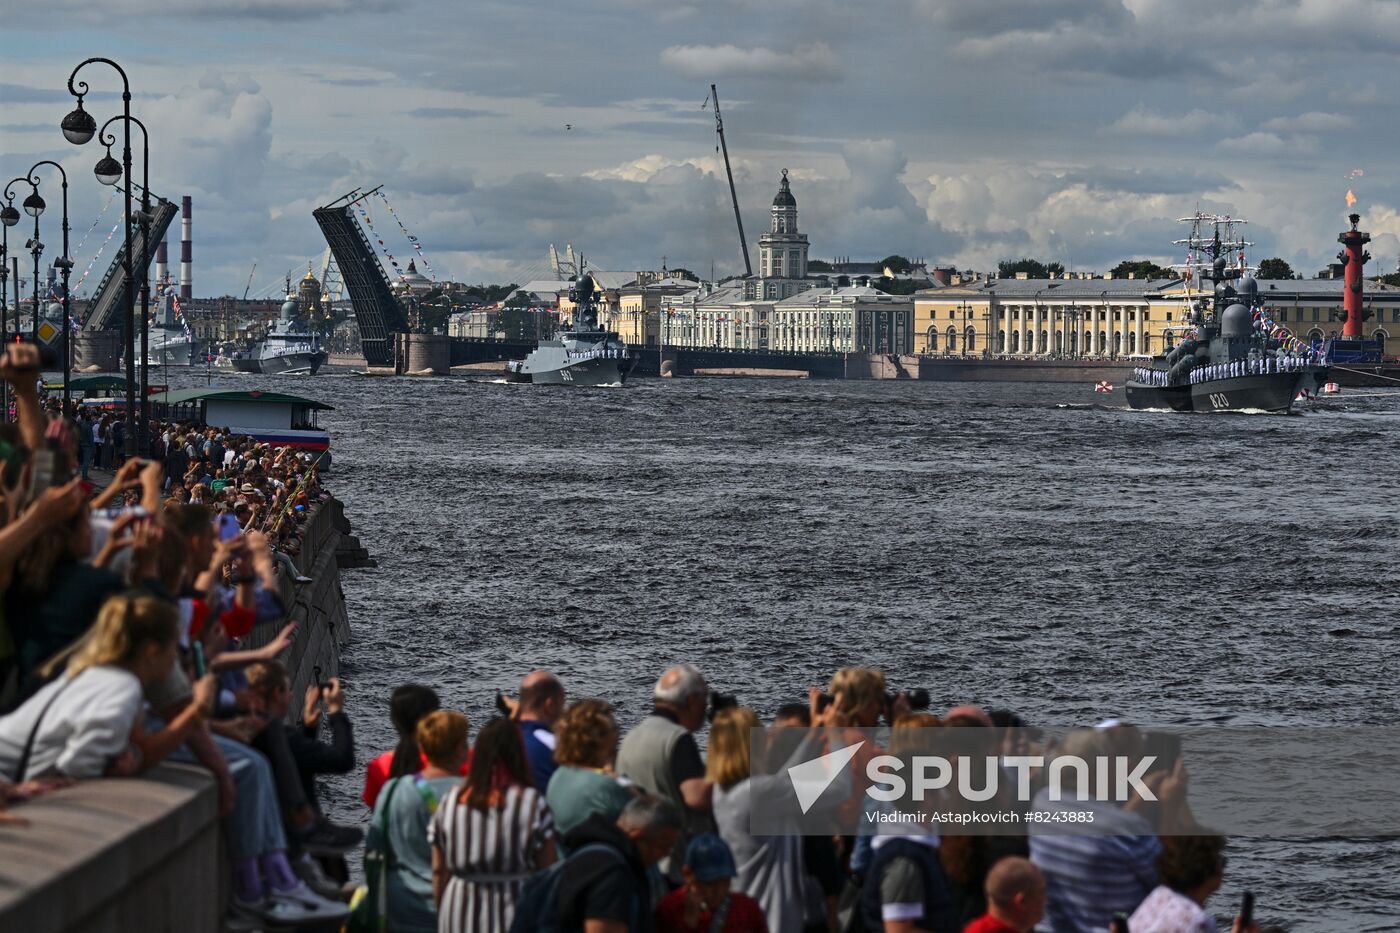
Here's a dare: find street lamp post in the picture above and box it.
[63,57,139,459]
[25,162,73,415]
[0,196,17,420]
[96,115,154,451]
[5,178,41,348]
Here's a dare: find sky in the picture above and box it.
[1,0,1398,296]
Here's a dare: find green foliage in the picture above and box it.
[1257,258,1295,280]
[667,268,700,281]
[1110,259,1173,279]
[997,258,1064,279]
[879,255,913,274]
[494,306,551,341]
[1376,272,1400,288]
[807,259,833,272]
[503,291,534,308]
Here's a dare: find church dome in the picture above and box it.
[772,169,796,208]
[397,259,433,295]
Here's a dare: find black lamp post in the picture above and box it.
[27,162,73,415]
[64,57,139,459]
[3,178,39,346]
[0,195,17,420]
[96,115,154,450]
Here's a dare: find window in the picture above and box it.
[1312,308,1320,322]
[1166,312,1173,322]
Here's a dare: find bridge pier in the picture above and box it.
[395,333,450,375]
[72,331,123,372]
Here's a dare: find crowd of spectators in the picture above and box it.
[0,343,351,929]
[356,663,1265,933]
[0,341,1270,933]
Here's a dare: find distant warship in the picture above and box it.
[1126,213,1327,413]
[505,270,631,386]
[234,275,326,375]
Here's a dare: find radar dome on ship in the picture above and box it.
[281,294,298,317]
[1237,274,1259,298]
[1221,302,1252,338]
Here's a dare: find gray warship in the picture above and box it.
[234,278,327,375]
[1126,213,1328,413]
[505,271,631,386]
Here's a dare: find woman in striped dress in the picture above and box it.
[430,717,557,933]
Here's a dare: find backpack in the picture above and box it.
[507,842,628,933]
[348,775,442,933]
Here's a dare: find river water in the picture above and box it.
[206,372,1400,931]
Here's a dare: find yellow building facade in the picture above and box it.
[914,277,1400,358]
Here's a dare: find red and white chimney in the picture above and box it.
[155,238,168,289]
[180,196,192,301]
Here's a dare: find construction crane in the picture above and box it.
[707,84,752,278]
[242,262,257,301]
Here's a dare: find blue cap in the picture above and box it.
[294,504,305,512]
[684,833,736,882]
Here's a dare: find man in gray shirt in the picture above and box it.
[615,663,715,883]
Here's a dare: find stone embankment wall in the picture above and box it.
[0,496,367,933]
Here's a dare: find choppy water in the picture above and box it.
[188,372,1400,931]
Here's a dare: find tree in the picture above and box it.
[808,259,833,272]
[1257,258,1295,280]
[1111,259,1173,279]
[666,268,700,282]
[997,258,1064,279]
[504,291,533,308]
[879,255,913,275]
[495,306,550,341]
[1378,272,1400,288]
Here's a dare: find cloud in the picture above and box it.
[1218,132,1319,158]
[0,83,118,105]
[584,154,724,183]
[659,42,842,81]
[1106,106,1237,137]
[917,0,1130,35]
[953,28,1205,80]
[406,107,501,120]
[31,0,395,20]
[1260,111,1352,133]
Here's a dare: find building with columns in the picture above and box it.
[913,275,1400,358]
[771,285,913,353]
[913,277,1181,358]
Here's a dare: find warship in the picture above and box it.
[1126,213,1328,413]
[505,270,631,386]
[132,285,200,368]
[234,279,327,375]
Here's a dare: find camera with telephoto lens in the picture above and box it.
[887,688,932,711]
[707,690,738,722]
[813,687,932,714]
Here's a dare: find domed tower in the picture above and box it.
[756,169,810,298]
[298,265,323,319]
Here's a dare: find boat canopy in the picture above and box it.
[151,388,334,410]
